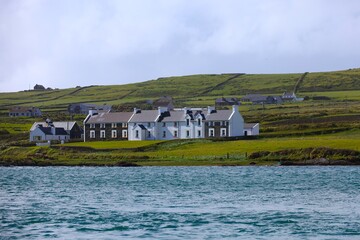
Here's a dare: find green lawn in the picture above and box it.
[64,140,164,149]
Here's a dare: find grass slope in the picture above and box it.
[1,68,360,113]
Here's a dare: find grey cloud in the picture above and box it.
[0,0,359,92]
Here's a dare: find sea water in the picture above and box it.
[1,166,360,239]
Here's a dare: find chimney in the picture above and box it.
[88,110,97,116]
[51,126,56,135]
[207,106,215,114]
[232,105,239,113]
[158,106,168,115]
[133,108,141,114]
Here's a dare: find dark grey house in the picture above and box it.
[215,97,240,106]
[68,103,111,115]
[83,111,133,141]
[9,106,42,117]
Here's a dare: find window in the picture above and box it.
[148,131,151,138]
[221,128,226,137]
[112,130,117,138]
[90,124,95,128]
[222,121,226,126]
[174,130,178,138]
[90,130,95,138]
[186,130,190,138]
[147,122,151,127]
[162,122,166,127]
[122,130,128,138]
[100,123,106,128]
[208,121,213,126]
[209,129,214,137]
[186,119,190,126]
[122,122,128,128]
[163,131,166,138]
[198,130,201,137]
[111,123,117,128]
[174,122,177,127]
[198,118,201,126]
[100,130,106,138]
[135,130,139,138]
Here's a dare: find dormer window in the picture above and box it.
[186,119,190,126]
[197,118,201,126]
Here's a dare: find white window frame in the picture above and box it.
[90,124,95,128]
[209,128,214,137]
[221,128,227,137]
[186,130,190,138]
[198,130,201,137]
[148,131,151,138]
[186,119,190,126]
[111,123,117,128]
[163,131,166,138]
[198,118,201,126]
[174,130,178,138]
[112,130,117,138]
[122,122,128,128]
[100,130,106,138]
[100,123,106,128]
[135,130,139,138]
[90,130,95,138]
[122,130,128,138]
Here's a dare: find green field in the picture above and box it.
[0,68,360,166]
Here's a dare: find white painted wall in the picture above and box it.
[228,105,244,137]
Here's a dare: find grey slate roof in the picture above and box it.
[30,121,77,131]
[161,111,186,122]
[86,112,133,124]
[38,127,69,135]
[129,110,159,122]
[205,110,233,121]
[244,123,259,129]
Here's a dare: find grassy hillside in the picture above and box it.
[1,68,360,114]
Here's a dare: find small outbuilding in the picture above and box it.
[243,123,260,136]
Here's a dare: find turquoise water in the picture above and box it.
[1,167,360,239]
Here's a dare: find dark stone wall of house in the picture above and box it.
[70,123,83,139]
[85,123,128,141]
[204,121,229,138]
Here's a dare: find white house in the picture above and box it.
[243,123,260,136]
[30,124,69,142]
[83,105,255,141]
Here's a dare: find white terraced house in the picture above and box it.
[83,106,258,141]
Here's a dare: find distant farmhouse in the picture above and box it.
[9,106,42,117]
[30,119,83,142]
[282,92,304,102]
[215,97,240,106]
[68,103,111,115]
[83,105,259,141]
[241,92,303,105]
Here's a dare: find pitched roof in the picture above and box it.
[86,112,133,124]
[129,110,159,122]
[205,110,232,121]
[30,121,78,131]
[37,127,69,135]
[244,123,259,129]
[9,106,40,113]
[161,111,186,122]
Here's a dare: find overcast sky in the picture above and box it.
[1,0,360,92]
